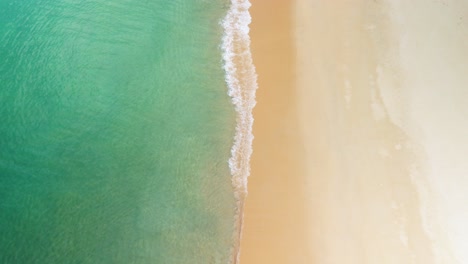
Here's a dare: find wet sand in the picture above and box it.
[239,0,312,263]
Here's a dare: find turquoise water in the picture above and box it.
[0,0,238,263]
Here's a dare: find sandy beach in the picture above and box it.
[241,0,468,263]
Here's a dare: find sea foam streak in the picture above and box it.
[221,0,257,263]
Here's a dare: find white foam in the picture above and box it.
[221,0,258,263]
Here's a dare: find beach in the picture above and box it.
[241,0,468,263]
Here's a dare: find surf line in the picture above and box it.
[221,0,258,263]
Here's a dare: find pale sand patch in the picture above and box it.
[294,0,460,263]
[294,1,435,262]
[239,0,313,263]
[382,1,468,263]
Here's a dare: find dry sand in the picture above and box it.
[294,1,443,262]
[241,0,468,263]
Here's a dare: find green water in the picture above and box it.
[0,0,237,263]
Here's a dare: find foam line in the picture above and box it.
[221,0,258,263]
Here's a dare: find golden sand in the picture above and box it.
[238,0,313,263]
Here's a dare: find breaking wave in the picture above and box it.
[221,0,258,263]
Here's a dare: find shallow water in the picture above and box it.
[0,1,237,263]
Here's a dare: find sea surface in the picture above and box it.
[0,0,240,263]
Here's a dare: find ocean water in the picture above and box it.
[0,0,251,263]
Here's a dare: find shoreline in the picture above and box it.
[221,1,258,263]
